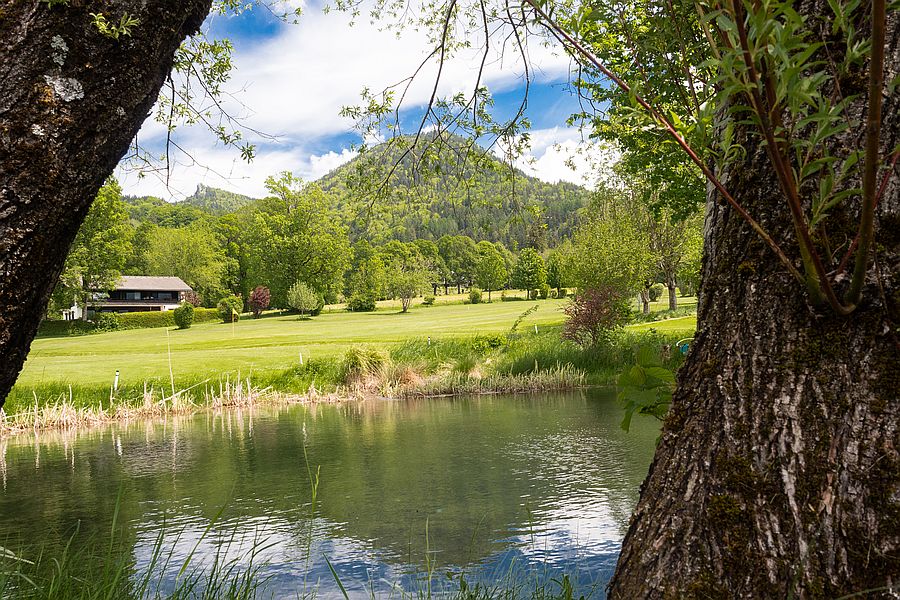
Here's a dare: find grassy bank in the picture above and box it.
[4,326,691,435]
[20,298,575,388]
[8,298,696,429]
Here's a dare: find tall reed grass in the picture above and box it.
[0,501,273,599]
[0,377,342,437]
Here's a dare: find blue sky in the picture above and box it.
[116,2,606,200]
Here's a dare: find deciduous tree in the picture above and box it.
[287,281,320,317]
[510,248,547,299]
[437,235,478,293]
[249,178,350,307]
[51,179,132,316]
[144,224,226,306]
[567,207,653,303]
[562,286,631,347]
[474,241,508,301]
[346,241,384,312]
[249,286,270,318]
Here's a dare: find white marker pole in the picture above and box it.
[114,370,119,393]
[299,350,304,365]
[534,324,538,334]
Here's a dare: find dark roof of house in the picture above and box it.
[115,276,192,292]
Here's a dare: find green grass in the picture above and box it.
[11,296,697,413]
[628,315,697,332]
[21,300,570,386]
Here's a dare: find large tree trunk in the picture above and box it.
[609,11,900,597]
[0,1,212,406]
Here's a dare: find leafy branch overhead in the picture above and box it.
[522,0,895,315]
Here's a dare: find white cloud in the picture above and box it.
[120,1,577,199]
[496,126,620,190]
[308,148,359,179]
[116,144,358,199]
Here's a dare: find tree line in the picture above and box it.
[51,167,703,321]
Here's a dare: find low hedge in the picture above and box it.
[117,308,218,330]
[36,320,99,338]
[37,308,219,337]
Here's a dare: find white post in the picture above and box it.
[114,369,119,392]
[299,350,304,365]
[534,324,538,334]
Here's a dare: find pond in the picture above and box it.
[0,391,659,598]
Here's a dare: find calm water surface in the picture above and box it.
[0,391,658,598]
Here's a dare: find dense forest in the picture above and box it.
[316,135,590,247]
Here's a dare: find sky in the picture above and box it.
[115,1,611,200]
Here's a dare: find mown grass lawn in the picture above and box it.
[13,294,697,401]
[629,315,697,332]
[17,299,568,388]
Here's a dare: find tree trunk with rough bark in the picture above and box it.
[0,1,212,406]
[609,9,900,597]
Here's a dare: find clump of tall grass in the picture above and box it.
[493,327,687,385]
[340,345,389,388]
[451,354,481,376]
[400,365,585,398]
[390,337,482,373]
[262,357,342,394]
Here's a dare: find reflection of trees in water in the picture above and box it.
[0,393,658,580]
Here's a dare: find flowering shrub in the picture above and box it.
[562,287,631,348]
[249,286,271,318]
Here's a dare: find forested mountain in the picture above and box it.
[317,135,590,249]
[123,185,255,227]
[183,184,255,215]
[122,136,591,249]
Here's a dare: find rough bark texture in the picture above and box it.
[0,1,212,406]
[609,8,900,598]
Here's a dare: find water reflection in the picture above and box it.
[0,391,658,597]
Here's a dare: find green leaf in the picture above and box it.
[644,366,676,383]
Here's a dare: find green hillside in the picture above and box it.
[120,136,590,249]
[183,184,256,214]
[316,134,590,248]
[123,185,255,226]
